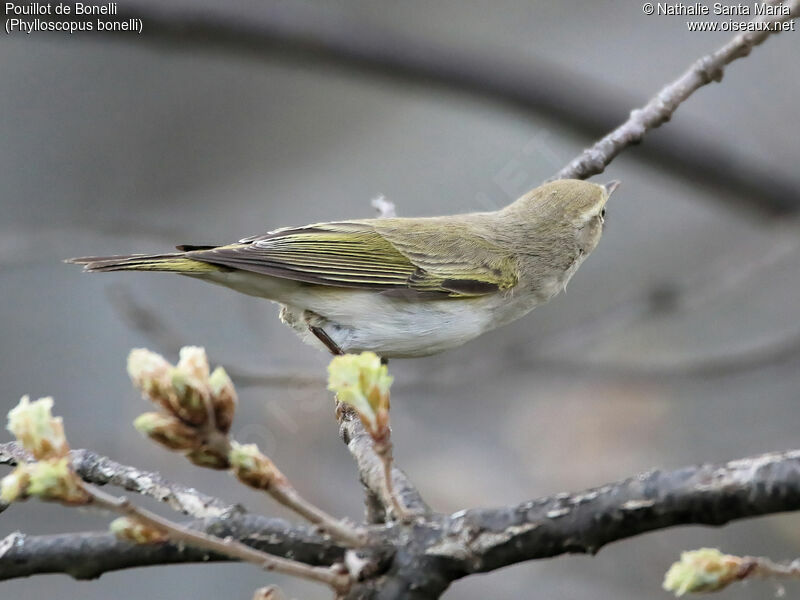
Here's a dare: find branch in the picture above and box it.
[429,449,800,575]
[0,442,239,519]
[82,482,350,592]
[552,0,799,182]
[0,513,344,581]
[40,1,800,216]
[336,404,431,521]
[5,448,800,597]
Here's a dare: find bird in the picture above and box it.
[68,179,617,359]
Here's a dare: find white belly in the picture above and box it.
[194,271,547,358]
[284,292,498,357]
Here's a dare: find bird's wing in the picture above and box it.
[187,220,518,299]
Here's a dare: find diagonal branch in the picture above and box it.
[552,0,799,182]
[0,442,240,519]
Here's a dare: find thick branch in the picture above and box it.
[0,513,344,581]
[0,442,239,519]
[429,450,800,575]
[552,0,799,182]
[5,448,800,595]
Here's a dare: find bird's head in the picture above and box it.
[504,179,618,255]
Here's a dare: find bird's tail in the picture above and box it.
[66,252,222,273]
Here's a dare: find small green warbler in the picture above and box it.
[69,179,617,358]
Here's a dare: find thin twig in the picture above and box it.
[552,0,799,182]
[748,556,800,580]
[373,440,410,522]
[82,482,350,593]
[380,455,402,519]
[267,482,366,547]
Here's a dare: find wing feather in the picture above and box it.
[188,220,517,298]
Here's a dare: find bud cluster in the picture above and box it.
[128,346,237,468]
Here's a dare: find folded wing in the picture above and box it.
[188,220,518,299]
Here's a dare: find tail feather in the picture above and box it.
[66,252,223,273]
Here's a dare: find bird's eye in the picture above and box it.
[600,208,606,219]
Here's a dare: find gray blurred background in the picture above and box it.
[2,1,799,598]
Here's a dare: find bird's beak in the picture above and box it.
[603,180,621,197]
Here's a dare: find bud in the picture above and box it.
[127,348,173,406]
[110,516,169,544]
[327,352,392,437]
[26,458,89,505]
[127,348,213,426]
[185,446,230,470]
[663,548,744,596]
[177,346,210,381]
[229,442,283,490]
[167,368,210,426]
[209,366,237,433]
[0,468,31,503]
[7,396,70,460]
[133,412,200,451]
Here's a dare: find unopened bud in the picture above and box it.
[127,349,173,405]
[133,412,200,451]
[177,346,210,381]
[185,446,230,470]
[128,349,209,426]
[209,367,237,433]
[166,368,210,426]
[229,442,283,490]
[110,516,169,544]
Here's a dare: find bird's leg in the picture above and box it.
[301,310,345,356]
[309,324,344,356]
